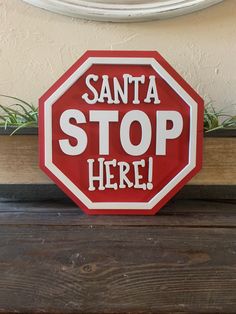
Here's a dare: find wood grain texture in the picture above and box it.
[0,136,235,185]
[0,135,49,184]
[192,137,236,185]
[0,204,235,313]
[0,200,236,313]
[0,199,236,227]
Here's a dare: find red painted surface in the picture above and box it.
[39,51,203,215]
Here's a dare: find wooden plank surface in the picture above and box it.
[0,135,47,184]
[0,199,236,313]
[1,225,236,313]
[0,135,236,185]
[193,137,236,185]
[0,199,235,227]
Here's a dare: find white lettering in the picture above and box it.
[104,159,118,190]
[133,159,146,190]
[98,75,114,104]
[59,109,87,155]
[113,74,130,104]
[156,111,183,155]
[82,74,99,104]
[87,158,153,191]
[128,75,145,104]
[144,75,160,104]
[87,158,105,191]
[117,161,133,188]
[120,110,152,156]
[90,110,119,155]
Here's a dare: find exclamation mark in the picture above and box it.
[147,157,153,190]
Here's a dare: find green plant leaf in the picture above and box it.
[9,121,38,135]
[0,94,36,112]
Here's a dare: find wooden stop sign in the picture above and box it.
[39,51,204,215]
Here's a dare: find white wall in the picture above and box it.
[0,0,235,114]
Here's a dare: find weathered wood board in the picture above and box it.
[0,135,236,185]
[0,199,235,313]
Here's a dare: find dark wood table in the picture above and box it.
[0,199,236,313]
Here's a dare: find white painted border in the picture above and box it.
[44,57,198,210]
[23,0,223,22]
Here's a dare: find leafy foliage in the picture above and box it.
[204,103,236,133]
[0,95,38,135]
[0,95,235,135]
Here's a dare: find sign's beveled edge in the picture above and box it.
[39,50,204,215]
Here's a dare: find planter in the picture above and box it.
[0,127,235,201]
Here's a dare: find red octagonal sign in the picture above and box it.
[39,51,203,215]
